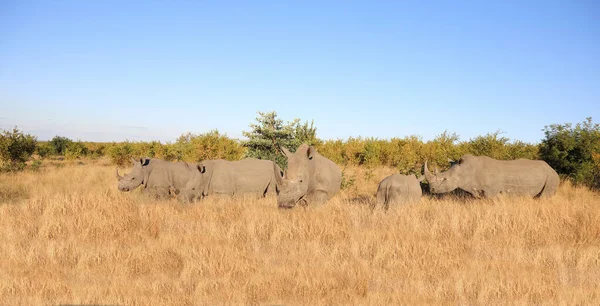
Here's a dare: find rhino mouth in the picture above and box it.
[278,196,307,209]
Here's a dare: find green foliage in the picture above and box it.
[0,127,37,172]
[466,131,510,160]
[84,142,107,159]
[174,130,246,162]
[540,117,600,188]
[50,136,73,156]
[35,142,54,159]
[65,141,89,160]
[108,141,136,166]
[340,169,356,190]
[242,111,318,168]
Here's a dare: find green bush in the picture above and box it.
[540,117,600,188]
[84,142,107,159]
[175,130,245,162]
[35,142,54,159]
[49,136,73,156]
[65,141,89,160]
[108,141,136,166]
[0,127,37,171]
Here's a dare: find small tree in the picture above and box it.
[0,127,37,171]
[242,111,319,168]
[50,136,73,156]
[539,117,600,188]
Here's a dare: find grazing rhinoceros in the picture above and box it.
[116,158,195,198]
[275,144,342,209]
[376,174,423,208]
[178,158,281,203]
[423,154,560,198]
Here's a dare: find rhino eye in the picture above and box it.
[131,177,135,180]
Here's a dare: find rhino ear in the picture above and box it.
[306,146,315,160]
[142,158,150,166]
[131,157,138,165]
[197,164,206,173]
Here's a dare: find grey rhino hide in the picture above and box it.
[424,154,560,198]
[116,157,196,198]
[376,174,423,209]
[275,144,342,209]
[179,158,280,203]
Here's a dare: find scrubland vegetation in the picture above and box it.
[0,114,599,304]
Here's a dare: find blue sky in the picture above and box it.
[1,1,598,143]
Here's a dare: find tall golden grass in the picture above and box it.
[1,160,599,305]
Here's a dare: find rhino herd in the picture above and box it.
[116,144,561,208]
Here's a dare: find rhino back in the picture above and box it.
[203,160,235,195]
[378,174,421,205]
[144,159,194,191]
[461,156,552,196]
[231,158,275,194]
[166,162,195,190]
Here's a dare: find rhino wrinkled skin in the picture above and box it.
[116,158,195,198]
[376,174,423,208]
[179,158,280,203]
[275,144,342,209]
[424,154,560,198]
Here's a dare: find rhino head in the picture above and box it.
[178,162,207,203]
[116,158,149,192]
[274,144,314,209]
[423,159,461,194]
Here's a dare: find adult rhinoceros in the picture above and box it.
[179,158,280,203]
[275,144,342,209]
[424,154,560,198]
[116,158,195,198]
[376,174,423,208]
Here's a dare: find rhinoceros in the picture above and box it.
[116,157,195,198]
[275,144,342,209]
[376,174,423,208]
[179,158,281,203]
[423,154,560,198]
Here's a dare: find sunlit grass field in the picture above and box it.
[1,159,599,305]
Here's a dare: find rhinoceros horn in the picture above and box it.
[424,161,434,182]
[281,147,292,158]
[116,168,122,181]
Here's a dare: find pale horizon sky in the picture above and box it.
[1,1,599,143]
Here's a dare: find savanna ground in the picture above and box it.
[1,159,599,305]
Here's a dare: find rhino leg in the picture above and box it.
[304,189,330,205]
[145,186,170,200]
[537,181,558,198]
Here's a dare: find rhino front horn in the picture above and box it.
[424,161,434,181]
[116,168,122,181]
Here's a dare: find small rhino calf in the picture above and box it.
[376,174,423,209]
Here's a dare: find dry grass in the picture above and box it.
[0,160,599,305]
